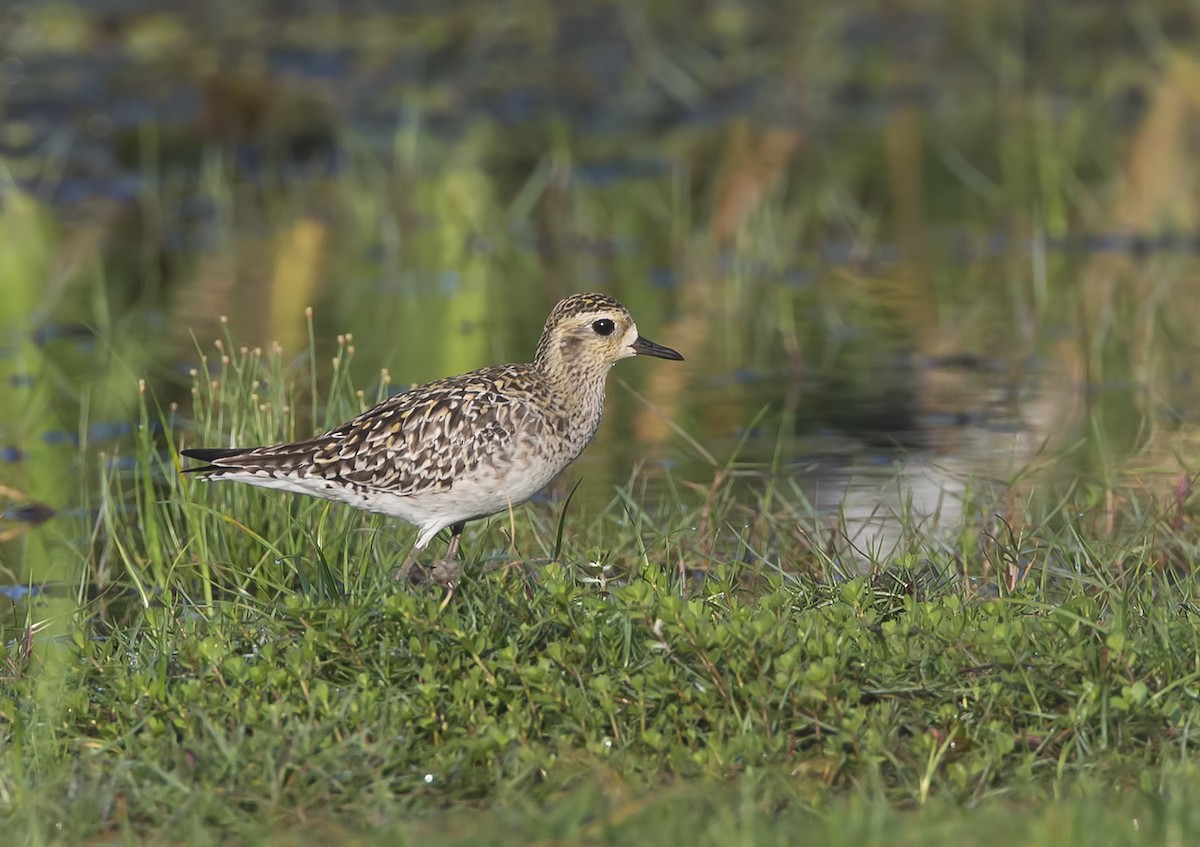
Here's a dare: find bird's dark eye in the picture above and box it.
[592,318,615,336]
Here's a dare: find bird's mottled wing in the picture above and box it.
[185,365,545,492]
[214,364,539,496]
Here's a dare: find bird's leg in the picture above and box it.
[429,522,466,587]
[443,522,465,561]
[395,523,466,586]
[394,546,422,582]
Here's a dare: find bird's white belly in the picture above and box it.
[337,454,565,548]
[366,466,548,520]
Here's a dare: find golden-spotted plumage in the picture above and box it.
[182,293,683,577]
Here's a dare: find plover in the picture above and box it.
[181,292,683,584]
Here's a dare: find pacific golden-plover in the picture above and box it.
[181,292,683,584]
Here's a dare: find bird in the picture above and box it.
[181,292,684,584]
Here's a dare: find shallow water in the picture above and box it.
[2,1,1200,595]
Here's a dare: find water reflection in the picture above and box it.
[804,426,1040,573]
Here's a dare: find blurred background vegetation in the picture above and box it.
[1,0,1200,599]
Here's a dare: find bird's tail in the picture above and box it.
[180,447,259,474]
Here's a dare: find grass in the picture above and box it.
[2,327,1200,844]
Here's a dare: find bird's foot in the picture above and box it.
[395,524,466,587]
[427,557,463,588]
[395,556,462,588]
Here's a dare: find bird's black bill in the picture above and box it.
[631,335,684,361]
